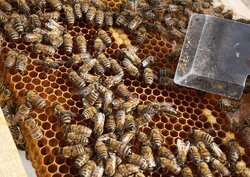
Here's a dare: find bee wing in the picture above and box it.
[32,59,45,65]
[177,139,189,153]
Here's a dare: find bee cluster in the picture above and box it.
[0,0,249,177]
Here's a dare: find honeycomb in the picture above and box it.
[0,0,249,177]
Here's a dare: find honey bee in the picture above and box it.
[189,145,201,165]
[91,162,104,177]
[0,10,8,25]
[45,19,65,33]
[117,164,140,176]
[65,132,89,145]
[105,115,116,133]
[94,60,105,75]
[9,124,25,150]
[14,102,32,126]
[16,52,28,74]
[78,83,95,97]
[102,74,123,88]
[79,58,97,75]
[242,127,250,147]
[112,97,125,110]
[106,138,131,157]
[136,27,147,44]
[116,109,126,133]
[39,11,61,21]
[142,145,156,170]
[95,140,108,160]
[192,129,214,145]
[94,37,105,53]
[63,4,75,25]
[94,96,103,110]
[176,139,190,166]
[80,0,90,13]
[163,15,176,28]
[68,69,86,89]
[196,141,211,163]
[143,67,156,85]
[76,34,87,53]
[125,153,148,170]
[115,11,129,27]
[143,9,155,20]
[235,160,250,177]
[123,46,141,65]
[24,116,43,140]
[210,157,231,176]
[52,103,72,124]
[82,106,97,120]
[201,2,210,9]
[125,114,135,131]
[227,139,241,162]
[74,3,82,20]
[80,73,100,84]
[157,146,176,160]
[95,9,104,27]
[170,27,185,40]
[0,83,12,104]
[105,11,113,27]
[24,33,43,43]
[198,161,213,177]
[141,55,155,68]
[192,1,202,13]
[47,32,63,48]
[70,53,89,65]
[67,124,92,137]
[16,0,30,14]
[33,44,56,56]
[136,113,153,127]
[103,91,113,115]
[97,53,111,69]
[98,29,112,46]
[79,160,96,177]
[128,15,143,31]
[151,127,163,149]
[10,13,24,33]
[209,142,227,163]
[94,112,105,137]
[157,157,181,174]
[59,144,85,158]
[30,14,41,29]
[123,98,140,113]
[121,131,135,144]
[24,90,46,108]
[116,83,130,100]
[135,130,149,145]
[4,23,19,41]
[86,6,96,22]
[110,59,124,76]
[214,4,225,14]
[122,58,140,78]
[32,28,48,37]
[47,0,62,11]
[74,147,93,168]
[181,166,193,177]
[105,153,116,176]
[4,49,18,69]
[223,9,233,20]
[83,90,99,106]
[62,33,73,54]
[97,132,116,142]
[0,0,12,12]
[159,76,175,86]
[116,156,122,166]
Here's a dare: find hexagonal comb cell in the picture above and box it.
[0,0,249,177]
